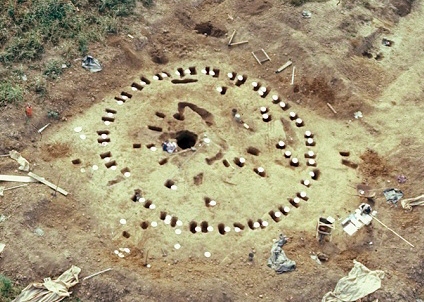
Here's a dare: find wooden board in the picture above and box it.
[27,172,69,196]
[0,175,39,183]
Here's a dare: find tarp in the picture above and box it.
[322,260,384,302]
[267,234,296,274]
[13,266,81,302]
[81,56,102,73]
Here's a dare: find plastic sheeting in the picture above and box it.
[13,266,81,302]
[322,260,384,302]
[81,56,102,73]
[383,188,403,204]
[267,234,296,274]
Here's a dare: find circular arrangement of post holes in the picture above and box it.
[73,65,321,242]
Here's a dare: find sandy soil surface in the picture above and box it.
[1,0,423,301]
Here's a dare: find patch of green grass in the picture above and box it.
[43,60,64,80]
[0,82,24,106]
[0,31,44,63]
[0,275,12,297]
[0,274,22,301]
[98,0,136,16]
[33,76,48,96]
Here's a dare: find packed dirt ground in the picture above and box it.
[1,0,423,301]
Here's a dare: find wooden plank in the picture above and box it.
[27,172,69,196]
[0,175,39,183]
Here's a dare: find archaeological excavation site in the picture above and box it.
[0,0,423,301]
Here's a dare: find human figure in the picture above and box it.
[25,104,32,124]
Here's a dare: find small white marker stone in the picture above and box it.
[101,134,108,139]
[234,227,241,233]
[195,226,201,233]
[150,146,157,151]
[224,226,231,232]
[74,126,82,133]
[262,221,269,227]
[124,172,131,177]
[207,226,214,232]
[175,229,182,235]
[111,165,117,171]
[204,251,211,258]
[209,200,217,206]
[170,185,178,190]
[149,204,156,209]
[107,112,114,117]
[104,121,111,125]
[253,222,260,228]
[80,134,86,140]
[176,220,183,226]
[174,243,181,250]
[120,219,127,225]
[116,101,123,105]
[92,165,98,171]
[151,221,158,227]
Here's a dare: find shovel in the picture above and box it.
[0,184,28,196]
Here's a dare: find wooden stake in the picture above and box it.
[229,41,249,46]
[38,123,51,134]
[228,30,236,45]
[327,103,337,114]
[53,174,62,197]
[373,216,414,248]
[252,51,262,65]
[275,60,292,74]
[28,172,69,196]
[83,268,112,281]
[262,49,271,62]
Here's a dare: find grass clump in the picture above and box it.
[0,274,22,301]
[43,60,65,80]
[0,82,24,106]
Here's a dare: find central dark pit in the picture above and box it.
[176,130,198,149]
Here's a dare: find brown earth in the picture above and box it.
[1,1,423,301]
